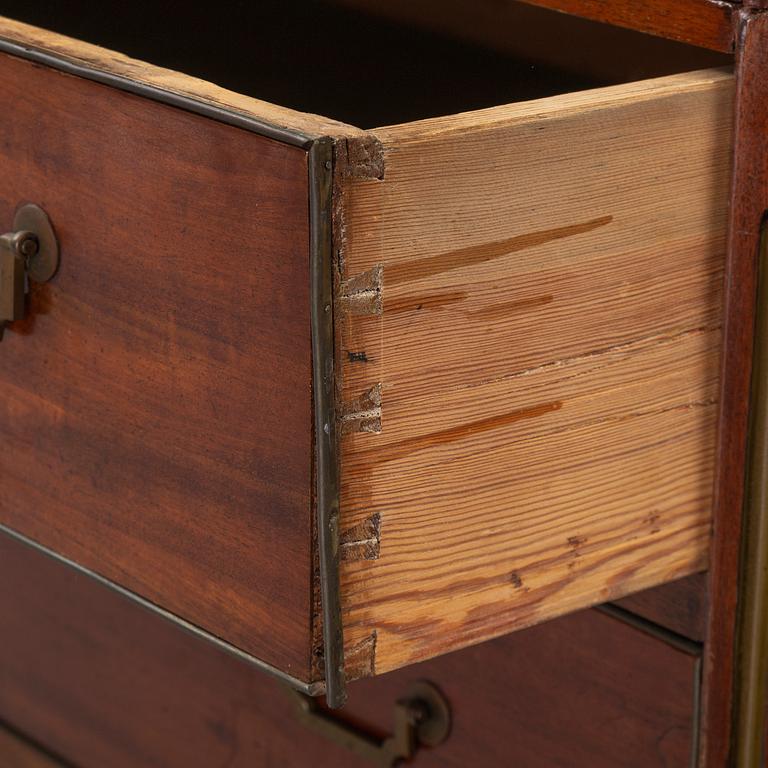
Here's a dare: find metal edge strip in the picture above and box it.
[596,603,703,657]
[0,523,325,697]
[597,603,704,765]
[0,36,316,148]
[308,138,345,709]
[732,217,768,767]
[690,655,704,768]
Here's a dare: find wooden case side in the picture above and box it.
[0,724,68,768]
[702,10,768,767]
[335,69,733,677]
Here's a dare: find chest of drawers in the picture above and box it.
[0,1,766,765]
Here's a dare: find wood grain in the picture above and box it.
[0,15,364,140]
[0,53,315,679]
[701,10,768,767]
[517,0,736,52]
[336,69,733,676]
[0,528,699,768]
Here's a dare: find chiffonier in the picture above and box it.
[0,1,765,766]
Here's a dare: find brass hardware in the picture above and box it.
[309,139,346,708]
[0,204,59,337]
[291,681,451,767]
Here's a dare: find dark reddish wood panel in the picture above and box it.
[0,530,699,768]
[0,53,314,678]
[0,724,69,768]
[518,0,736,52]
[613,573,708,642]
[703,9,768,766]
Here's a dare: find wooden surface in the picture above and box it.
[335,69,733,676]
[0,528,699,768]
[0,725,68,768]
[0,53,316,679]
[517,0,736,52]
[702,10,768,767]
[613,572,708,642]
[0,15,363,139]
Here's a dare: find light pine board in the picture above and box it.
[336,69,733,676]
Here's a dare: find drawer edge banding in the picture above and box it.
[0,39,346,706]
[309,138,346,709]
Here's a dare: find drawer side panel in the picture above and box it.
[336,69,733,676]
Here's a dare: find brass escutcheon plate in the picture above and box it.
[14,203,58,283]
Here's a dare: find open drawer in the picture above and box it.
[0,1,732,705]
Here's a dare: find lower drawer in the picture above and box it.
[0,529,700,768]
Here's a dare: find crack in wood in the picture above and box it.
[386,215,613,286]
[450,325,722,393]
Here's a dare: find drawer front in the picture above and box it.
[0,527,699,768]
[0,51,315,678]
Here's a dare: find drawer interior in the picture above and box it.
[0,0,729,127]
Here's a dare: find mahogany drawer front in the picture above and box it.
[0,52,317,680]
[0,528,700,768]
[0,11,731,699]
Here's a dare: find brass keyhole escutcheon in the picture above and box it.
[0,204,59,337]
